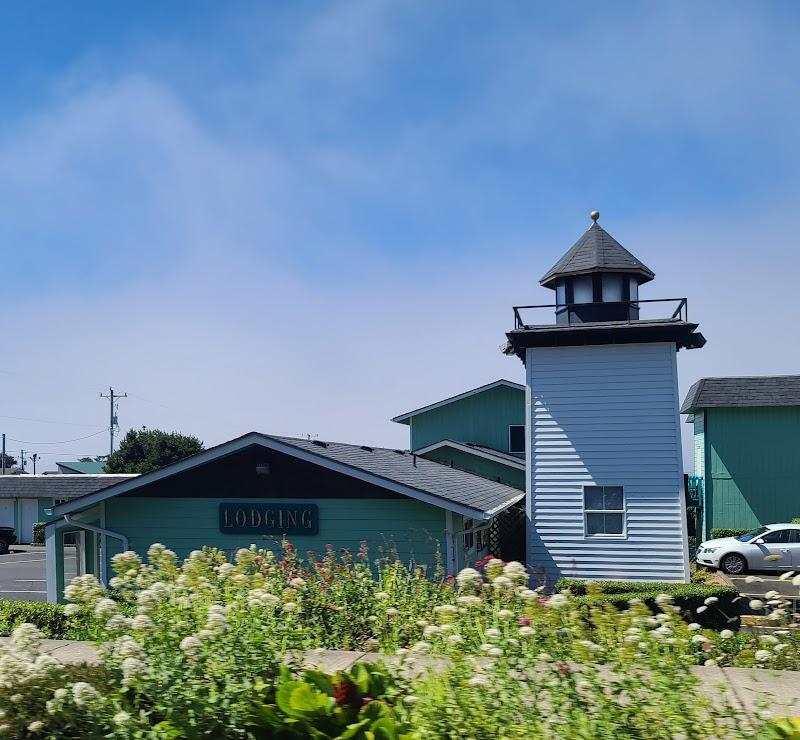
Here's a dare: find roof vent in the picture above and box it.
[393,449,406,455]
[359,445,374,452]
[311,440,329,448]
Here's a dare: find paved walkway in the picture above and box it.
[3,639,799,716]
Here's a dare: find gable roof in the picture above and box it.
[414,440,526,471]
[51,432,524,521]
[539,223,655,289]
[56,460,107,474]
[681,375,800,413]
[0,474,137,499]
[392,379,525,425]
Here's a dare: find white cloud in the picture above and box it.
[0,3,798,474]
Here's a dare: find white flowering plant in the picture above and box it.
[0,543,797,737]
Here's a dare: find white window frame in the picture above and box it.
[583,485,626,538]
[508,424,525,454]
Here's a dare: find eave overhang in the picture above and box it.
[503,319,706,361]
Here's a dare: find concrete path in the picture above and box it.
[3,639,799,716]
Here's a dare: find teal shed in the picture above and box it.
[682,376,800,540]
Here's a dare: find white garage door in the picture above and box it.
[18,499,38,544]
[0,499,13,529]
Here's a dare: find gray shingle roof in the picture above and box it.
[540,223,655,288]
[268,435,524,516]
[0,475,137,499]
[681,376,800,413]
[462,444,525,466]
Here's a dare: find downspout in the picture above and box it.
[63,514,128,551]
[63,514,128,586]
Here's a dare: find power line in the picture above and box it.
[6,428,110,445]
[0,414,99,428]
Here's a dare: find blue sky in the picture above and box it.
[1,1,799,467]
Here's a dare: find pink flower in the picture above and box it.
[518,617,530,626]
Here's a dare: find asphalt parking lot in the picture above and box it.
[0,547,77,602]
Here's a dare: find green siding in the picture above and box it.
[410,385,525,452]
[104,497,447,575]
[421,447,525,490]
[706,407,800,534]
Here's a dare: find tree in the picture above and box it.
[0,453,17,469]
[104,428,205,474]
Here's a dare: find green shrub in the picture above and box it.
[711,528,750,539]
[555,579,739,629]
[32,522,45,545]
[0,599,88,639]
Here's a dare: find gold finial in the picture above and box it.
[590,210,600,223]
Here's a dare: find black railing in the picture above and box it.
[512,297,688,329]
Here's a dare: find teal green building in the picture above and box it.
[682,376,800,539]
[393,379,526,491]
[45,431,523,602]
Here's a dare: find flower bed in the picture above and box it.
[0,543,797,737]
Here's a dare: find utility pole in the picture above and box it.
[19,450,25,472]
[100,387,127,456]
[30,453,39,475]
[1,434,5,475]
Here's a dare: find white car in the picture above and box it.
[696,523,800,575]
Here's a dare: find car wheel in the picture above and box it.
[720,553,747,575]
[0,540,9,555]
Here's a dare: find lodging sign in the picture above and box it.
[219,503,319,536]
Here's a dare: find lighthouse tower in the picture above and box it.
[505,213,705,584]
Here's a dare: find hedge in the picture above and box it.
[32,522,45,545]
[555,578,740,630]
[710,528,750,539]
[0,600,87,640]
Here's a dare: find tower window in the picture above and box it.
[508,425,525,453]
[583,485,625,536]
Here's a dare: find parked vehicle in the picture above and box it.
[697,523,800,575]
[0,526,16,555]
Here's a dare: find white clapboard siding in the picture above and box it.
[525,342,689,583]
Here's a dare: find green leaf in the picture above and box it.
[303,669,334,696]
[151,721,188,740]
[248,702,283,729]
[370,718,401,740]
[360,701,392,721]
[276,681,332,719]
[349,663,372,695]
[336,718,371,739]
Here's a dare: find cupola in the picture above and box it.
[540,211,655,325]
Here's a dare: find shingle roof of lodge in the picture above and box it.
[0,475,137,499]
[52,432,524,520]
[539,222,655,289]
[268,435,524,516]
[681,376,800,413]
